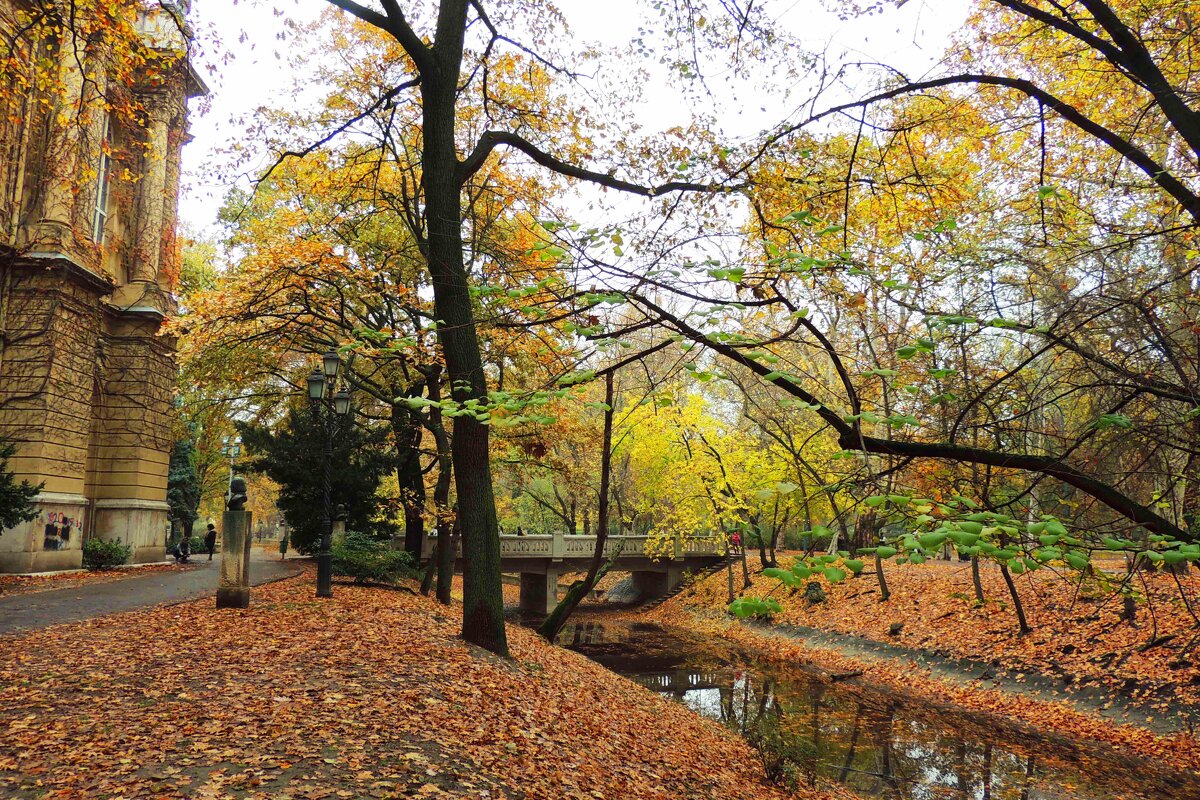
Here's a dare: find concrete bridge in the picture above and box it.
[420,532,725,613]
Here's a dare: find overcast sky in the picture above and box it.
[178,0,970,236]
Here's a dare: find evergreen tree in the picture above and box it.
[0,438,41,533]
[166,439,202,540]
[238,408,396,553]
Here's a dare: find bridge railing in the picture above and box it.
[420,531,722,562]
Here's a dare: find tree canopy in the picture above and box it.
[168,0,1200,653]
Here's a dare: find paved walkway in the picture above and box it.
[0,552,304,635]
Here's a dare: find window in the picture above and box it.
[91,115,111,243]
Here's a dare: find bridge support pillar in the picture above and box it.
[519,569,559,614]
[631,567,683,600]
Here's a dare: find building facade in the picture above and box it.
[0,1,205,572]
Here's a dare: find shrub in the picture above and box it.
[187,535,205,553]
[83,537,132,570]
[331,531,415,584]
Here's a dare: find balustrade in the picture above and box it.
[419,532,720,561]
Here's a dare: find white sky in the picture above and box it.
[178,0,970,235]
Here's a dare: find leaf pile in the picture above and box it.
[0,574,826,800]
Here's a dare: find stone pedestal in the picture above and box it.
[216,509,252,609]
[331,518,346,547]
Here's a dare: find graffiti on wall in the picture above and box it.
[42,511,79,551]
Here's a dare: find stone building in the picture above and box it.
[0,1,205,572]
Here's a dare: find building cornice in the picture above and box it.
[34,492,89,506]
[18,252,116,294]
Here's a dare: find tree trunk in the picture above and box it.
[971,556,985,604]
[426,371,455,605]
[982,743,993,800]
[855,509,877,556]
[1122,593,1137,624]
[1185,419,1200,535]
[727,554,736,603]
[540,372,615,641]
[754,517,770,569]
[392,403,426,560]
[422,67,507,655]
[1000,562,1031,635]
[740,541,752,589]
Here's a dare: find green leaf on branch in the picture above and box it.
[823,567,847,584]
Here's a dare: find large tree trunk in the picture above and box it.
[422,58,506,655]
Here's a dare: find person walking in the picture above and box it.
[204,523,218,561]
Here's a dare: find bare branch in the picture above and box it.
[457,130,747,196]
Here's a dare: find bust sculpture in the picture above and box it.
[227,476,248,511]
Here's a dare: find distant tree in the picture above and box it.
[166,439,202,541]
[238,408,396,553]
[0,439,41,533]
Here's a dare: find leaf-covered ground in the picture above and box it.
[709,558,1200,699]
[0,562,189,598]
[653,557,1200,767]
[0,572,831,800]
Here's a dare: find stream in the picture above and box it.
[553,619,1200,800]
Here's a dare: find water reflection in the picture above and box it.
[557,622,1199,800]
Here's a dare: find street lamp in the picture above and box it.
[220,435,242,497]
[307,352,352,598]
